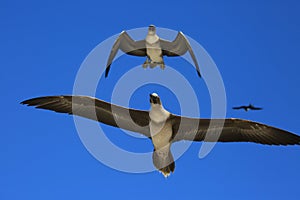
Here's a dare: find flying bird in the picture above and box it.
[105,25,201,77]
[233,104,263,111]
[21,94,299,177]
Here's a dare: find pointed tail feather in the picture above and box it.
[152,149,175,177]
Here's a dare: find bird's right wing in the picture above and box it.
[105,31,147,77]
[232,106,243,110]
[21,95,151,138]
[171,115,300,145]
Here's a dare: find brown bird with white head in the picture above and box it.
[105,25,201,78]
[21,93,300,177]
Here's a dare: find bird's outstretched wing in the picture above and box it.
[249,105,263,110]
[21,96,300,146]
[232,106,245,110]
[160,31,201,77]
[105,31,147,77]
[21,96,151,137]
[171,115,300,145]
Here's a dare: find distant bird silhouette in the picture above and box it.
[232,104,262,111]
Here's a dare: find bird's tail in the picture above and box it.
[152,148,175,178]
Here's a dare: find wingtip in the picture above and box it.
[20,99,32,106]
[20,96,62,107]
[178,31,185,36]
[104,70,109,78]
[20,98,39,107]
[105,65,111,78]
[197,71,201,78]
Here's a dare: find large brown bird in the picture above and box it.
[21,93,300,177]
[105,25,201,77]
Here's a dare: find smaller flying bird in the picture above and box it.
[232,104,263,111]
[105,25,201,77]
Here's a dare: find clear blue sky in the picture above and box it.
[1,0,300,199]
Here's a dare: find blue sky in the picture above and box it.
[1,0,300,199]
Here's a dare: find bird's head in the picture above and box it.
[150,93,161,106]
[148,25,156,35]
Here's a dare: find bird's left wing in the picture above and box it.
[160,31,201,77]
[21,96,151,137]
[170,115,300,145]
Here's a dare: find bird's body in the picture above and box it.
[21,94,300,177]
[150,120,174,177]
[149,102,171,150]
[145,31,164,68]
[149,94,174,177]
[105,25,201,77]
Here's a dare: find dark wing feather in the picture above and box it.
[232,106,245,110]
[105,31,147,77]
[171,115,300,145]
[249,105,263,110]
[160,31,201,77]
[21,96,150,137]
[251,107,263,110]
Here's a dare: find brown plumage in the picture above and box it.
[21,95,300,176]
[105,25,201,77]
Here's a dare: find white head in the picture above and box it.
[149,93,170,122]
[148,25,156,35]
[149,93,161,106]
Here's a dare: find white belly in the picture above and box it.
[150,121,172,150]
[146,34,163,63]
[146,48,163,63]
